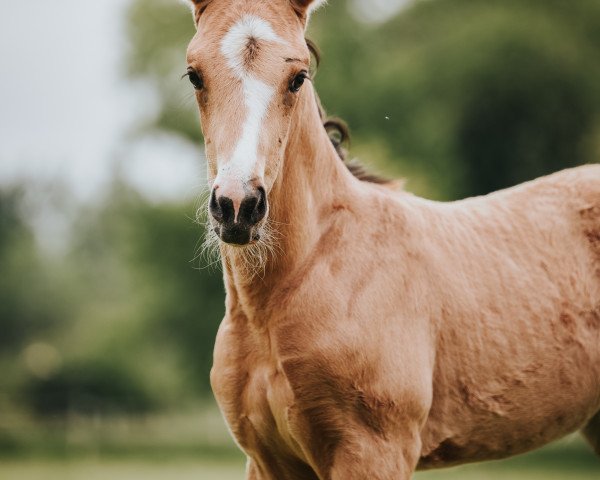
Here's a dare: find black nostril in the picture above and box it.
[253,187,267,224]
[209,189,235,224]
[248,187,267,225]
[218,196,235,224]
[236,187,267,227]
[208,189,223,222]
[239,195,258,224]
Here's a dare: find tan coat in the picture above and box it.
[185,1,600,478]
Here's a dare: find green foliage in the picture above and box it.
[0,188,67,352]
[310,0,600,197]
[64,183,223,396]
[0,181,222,413]
[125,200,224,394]
[24,359,155,417]
[126,0,200,143]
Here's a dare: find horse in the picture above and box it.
[183,1,600,478]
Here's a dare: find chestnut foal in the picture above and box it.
[184,1,600,478]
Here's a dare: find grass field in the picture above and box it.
[2,440,598,480]
[1,405,598,479]
[1,447,599,480]
[0,459,245,480]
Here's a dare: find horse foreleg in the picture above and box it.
[328,436,421,480]
[582,411,600,456]
[246,455,321,480]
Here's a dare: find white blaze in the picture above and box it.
[218,15,286,182]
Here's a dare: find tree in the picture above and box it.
[0,187,65,352]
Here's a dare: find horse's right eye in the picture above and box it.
[186,68,204,90]
[289,72,307,93]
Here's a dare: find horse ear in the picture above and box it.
[184,0,211,25]
[290,0,327,25]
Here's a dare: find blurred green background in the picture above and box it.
[1,0,599,478]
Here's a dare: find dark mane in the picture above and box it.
[306,39,392,185]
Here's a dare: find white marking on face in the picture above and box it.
[217,15,286,186]
[221,15,285,77]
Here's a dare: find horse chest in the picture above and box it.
[212,320,298,456]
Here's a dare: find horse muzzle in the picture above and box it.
[209,184,267,246]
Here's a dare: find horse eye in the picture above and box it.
[186,68,204,90]
[289,72,307,93]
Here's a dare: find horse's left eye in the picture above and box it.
[289,72,307,93]
[186,68,204,90]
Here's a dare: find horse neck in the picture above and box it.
[222,86,354,318]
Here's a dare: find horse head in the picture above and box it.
[185,0,326,246]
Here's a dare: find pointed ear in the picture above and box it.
[290,0,327,25]
[184,0,212,26]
